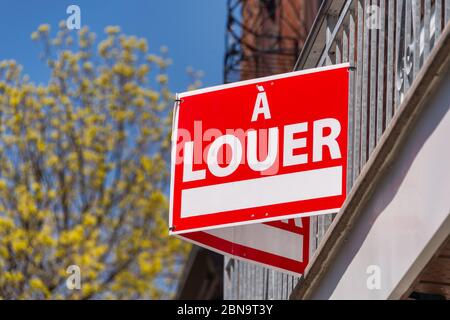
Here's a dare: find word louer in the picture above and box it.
[183,86,343,182]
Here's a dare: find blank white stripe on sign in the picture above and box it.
[206,223,304,261]
[181,166,343,218]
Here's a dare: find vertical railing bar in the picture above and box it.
[316,214,320,256]
[243,262,247,299]
[258,266,263,299]
[256,267,260,300]
[263,268,267,300]
[270,269,275,300]
[326,15,334,66]
[394,0,404,109]
[277,272,282,300]
[262,267,267,300]
[309,217,316,262]
[263,267,268,300]
[236,260,241,299]
[286,275,292,300]
[361,0,370,166]
[288,276,296,299]
[294,277,299,291]
[251,264,256,300]
[268,268,272,300]
[353,0,364,182]
[272,269,276,300]
[259,267,263,300]
[316,215,322,250]
[264,268,268,300]
[230,259,235,299]
[348,10,355,190]
[369,0,378,155]
[317,215,324,247]
[224,257,231,299]
[248,264,252,300]
[247,263,251,299]
[343,23,350,63]
[424,0,431,60]
[232,260,235,299]
[254,265,259,299]
[237,260,240,299]
[315,212,319,257]
[436,0,443,40]
[287,274,291,299]
[288,275,292,299]
[404,0,412,93]
[277,272,284,300]
[344,13,355,192]
[317,0,329,250]
[385,0,395,125]
[316,214,321,251]
[246,264,249,300]
[261,267,265,299]
[325,214,333,239]
[287,275,291,299]
[247,263,254,299]
[336,40,342,64]
[283,273,288,300]
[229,260,232,300]
[255,266,259,300]
[245,262,249,299]
[229,258,232,300]
[376,0,386,143]
[271,270,275,300]
[412,0,421,78]
[446,0,450,24]
[277,272,281,300]
[250,264,254,300]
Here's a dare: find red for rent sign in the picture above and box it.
[169,63,349,275]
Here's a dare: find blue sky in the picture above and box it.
[0,0,226,92]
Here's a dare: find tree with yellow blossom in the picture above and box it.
[0,22,192,299]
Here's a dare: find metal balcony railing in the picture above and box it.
[224,0,450,300]
[298,0,450,256]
